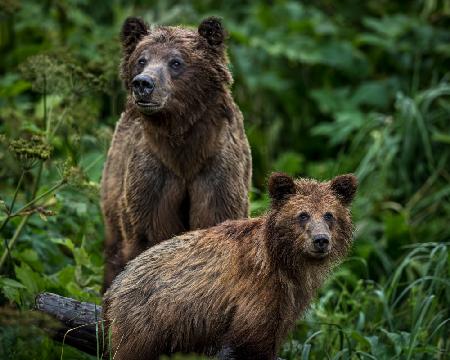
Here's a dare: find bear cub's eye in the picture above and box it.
[138,58,147,66]
[299,212,310,222]
[324,212,334,221]
[169,59,182,69]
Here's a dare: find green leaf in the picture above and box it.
[351,330,371,347]
[73,247,91,267]
[432,131,450,144]
[14,263,45,296]
[381,329,410,355]
[50,237,75,253]
[0,277,26,304]
[14,248,43,272]
[55,264,75,285]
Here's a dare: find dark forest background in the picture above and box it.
[0,0,449,359]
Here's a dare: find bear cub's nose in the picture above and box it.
[132,74,155,96]
[313,234,330,252]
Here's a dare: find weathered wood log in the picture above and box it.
[35,292,104,356]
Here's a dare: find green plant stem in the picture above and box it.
[0,170,26,270]
[44,74,49,137]
[0,178,65,271]
[0,162,63,273]
[10,170,26,214]
[0,177,65,272]
[10,179,65,218]
[0,170,26,233]
[0,215,29,271]
[33,160,44,199]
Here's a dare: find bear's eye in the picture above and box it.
[169,59,182,69]
[299,212,310,222]
[138,58,146,66]
[324,212,334,221]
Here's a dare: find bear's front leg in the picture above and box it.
[102,218,124,292]
[188,154,250,229]
[120,172,188,262]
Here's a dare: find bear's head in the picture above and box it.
[120,16,231,121]
[266,173,358,271]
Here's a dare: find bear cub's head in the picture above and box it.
[267,173,358,267]
[120,16,230,117]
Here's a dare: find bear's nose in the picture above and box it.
[132,74,155,96]
[313,234,330,252]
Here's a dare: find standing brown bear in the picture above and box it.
[103,173,358,360]
[101,17,252,290]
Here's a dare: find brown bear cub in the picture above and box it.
[101,17,252,290]
[103,173,358,360]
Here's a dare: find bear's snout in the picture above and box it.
[132,74,155,98]
[312,234,330,253]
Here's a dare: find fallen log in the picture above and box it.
[35,292,104,357]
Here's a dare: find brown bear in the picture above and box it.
[101,17,252,291]
[103,172,358,360]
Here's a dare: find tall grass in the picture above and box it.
[282,243,449,359]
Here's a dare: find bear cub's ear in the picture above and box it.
[121,17,149,55]
[330,174,358,207]
[268,172,296,204]
[198,17,227,46]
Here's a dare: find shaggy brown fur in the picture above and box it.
[101,17,252,291]
[103,173,358,360]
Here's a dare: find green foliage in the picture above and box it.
[282,243,450,359]
[0,0,449,359]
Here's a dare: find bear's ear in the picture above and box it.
[121,17,149,55]
[198,17,227,46]
[330,174,358,207]
[268,172,296,205]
